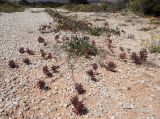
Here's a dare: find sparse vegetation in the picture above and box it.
[75,83,86,95]
[89,27,107,36]
[119,53,127,61]
[106,62,117,72]
[43,66,52,77]
[3,0,160,118]
[52,65,60,73]
[0,0,25,13]
[23,58,31,65]
[36,80,50,90]
[19,47,25,54]
[70,95,87,115]
[26,48,34,55]
[38,36,45,43]
[129,0,160,16]
[149,45,160,53]
[127,34,135,39]
[142,33,160,54]
[64,36,98,57]
[131,49,148,64]
[63,2,127,12]
[8,60,18,68]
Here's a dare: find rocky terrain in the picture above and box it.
[0,8,160,119]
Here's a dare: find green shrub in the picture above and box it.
[129,0,160,16]
[0,0,25,13]
[89,27,107,36]
[63,2,127,12]
[90,26,120,36]
[45,8,64,19]
[64,36,98,57]
[149,46,160,53]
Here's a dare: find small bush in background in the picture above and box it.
[129,0,160,16]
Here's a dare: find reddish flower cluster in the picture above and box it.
[119,53,127,61]
[40,49,53,60]
[86,63,99,81]
[26,48,34,55]
[23,58,30,65]
[70,96,87,115]
[75,83,86,95]
[52,65,60,73]
[36,80,46,90]
[107,62,117,72]
[43,66,52,77]
[19,47,25,54]
[38,37,45,43]
[131,49,148,64]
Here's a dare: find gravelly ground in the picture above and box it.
[0,8,160,119]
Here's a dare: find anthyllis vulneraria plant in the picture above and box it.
[8,60,18,68]
[130,49,148,65]
[89,27,107,36]
[70,95,88,115]
[63,36,98,58]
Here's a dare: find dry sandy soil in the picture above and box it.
[0,8,160,119]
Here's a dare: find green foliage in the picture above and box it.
[89,26,120,36]
[149,46,160,53]
[45,8,91,32]
[63,2,127,12]
[129,0,160,16]
[64,36,98,57]
[56,18,91,32]
[45,8,64,19]
[150,18,160,25]
[0,0,25,13]
[89,27,107,36]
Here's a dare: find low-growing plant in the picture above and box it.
[26,48,34,55]
[127,34,135,39]
[40,49,47,59]
[150,18,160,25]
[44,42,47,46]
[142,33,160,54]
[75,83,86,95]
[43,66,52,77]
[45,9,91,32]
[149,45,160,53]
[45,53,52,60]
[70,95,87,115]
[89,27,106,36]
[56,17,91,32]
[91,63,98,71]
[36,80,45,90]
[63,2,127,12]
[119,47,124,52]
[8,60,18,68]
[119,53,127,60]
[36,80,50,90]
[23,58,30,65]
[64,36,98,58]
[52,65,60,73]
[45,8,64,19]
[86,69,98,82]
[38,36,45,43]
[106,62,117,72]
[19,47,25,54]
[140,27,151,31]
[0,0,25,13]
[130,49,148,64]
